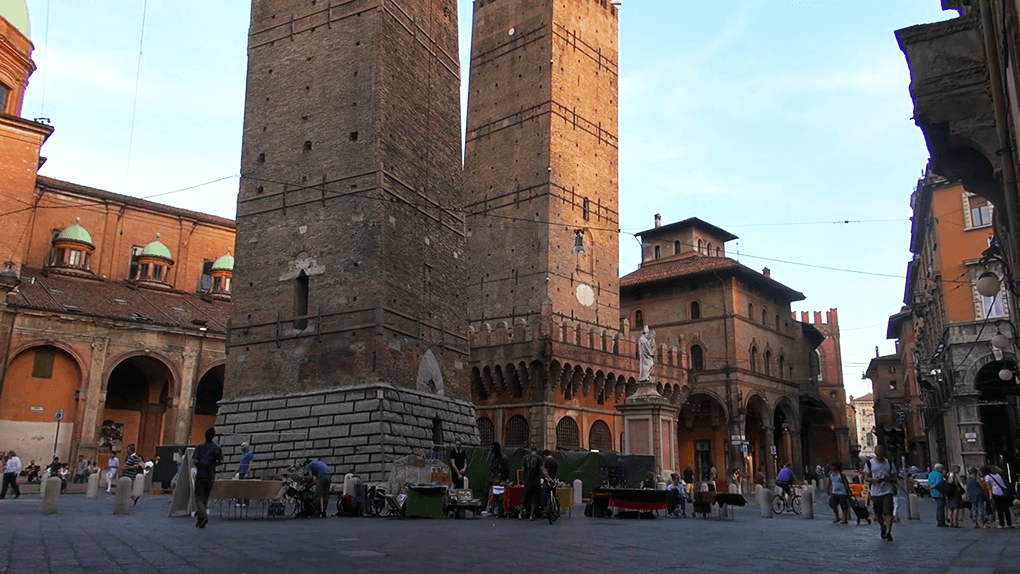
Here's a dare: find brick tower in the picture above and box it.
[464,0,684,455]
[220,0,478,482]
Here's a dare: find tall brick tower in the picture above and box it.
[464,1,685,454]
[220,0,478,482]
[464,0,620,328]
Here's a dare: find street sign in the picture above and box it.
[30,406,43,413]
[897,410,906,424]
[770,445,777,456]
[55,408,63,421]
[741,444,748,454]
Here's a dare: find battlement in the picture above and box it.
[474,0,619,19]
[795,308,840,328]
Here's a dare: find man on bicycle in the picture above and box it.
[521,445,551,522]
[776,463,796,506]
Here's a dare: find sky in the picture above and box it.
[16,0,957,400]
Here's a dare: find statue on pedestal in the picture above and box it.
[638,325,655,382]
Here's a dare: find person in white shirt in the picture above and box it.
[106,455,120,493]
[1,450,22,499]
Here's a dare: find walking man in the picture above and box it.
[74,455,89,484]
[929,463,947,527]
[192,427,223,528]
[1,450,21,499]
[864,445,899,541]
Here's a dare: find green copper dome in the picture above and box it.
[211,254,234,271]
[0,0,30,38]
[56,224,93,245]
[141,240,173,260]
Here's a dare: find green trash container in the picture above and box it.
[405,484,447,518]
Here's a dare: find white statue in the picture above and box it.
[638,325,655,382]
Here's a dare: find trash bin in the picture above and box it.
[405,484,447,519]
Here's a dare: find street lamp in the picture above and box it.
[977,271,1001,297]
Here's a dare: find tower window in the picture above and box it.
[654,245,661,260]
[583,197,591,221]
[257,152,265,163]
[674,240,681,255]
[690,345,704,372]
[294,270,309,330]
[634,310,644,330]
[690,301,701,320]
[350,131,359,142]
[303,141,312,151]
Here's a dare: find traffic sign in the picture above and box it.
[55,408,64,421]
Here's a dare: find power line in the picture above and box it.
[124,0,149,187]
[141,175,238,199]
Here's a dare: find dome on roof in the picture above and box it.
[0,0,30,38]
[56,224,93,245]
[211,254,234,271]
[141,240,173,260]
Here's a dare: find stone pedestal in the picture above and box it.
[616,382,679,475]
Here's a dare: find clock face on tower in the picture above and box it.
[576,284,595,307]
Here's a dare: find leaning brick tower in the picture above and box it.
[463,0,685,453]
[220,0,478,482]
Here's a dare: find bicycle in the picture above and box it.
[771,485,803,515]
[543,478,560,524]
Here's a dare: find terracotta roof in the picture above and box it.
[620,255,805,302]
[852,393,874,402]
[9,268,229,333]
[636,217,739,242]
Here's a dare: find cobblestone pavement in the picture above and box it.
[2,493,1019,574]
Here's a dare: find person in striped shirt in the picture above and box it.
[122,444,143,505]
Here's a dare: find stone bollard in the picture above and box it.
[41,477,61,514]
[754,484,765,506]
[86,472,100,500]
[656,481,667,490]
[132,474,145,502]
[761,488,773,518]
[113,477,133,515]
[143,470,153,494]
[908,494,920,520]
[38,475,47,499]
[573,479,583,506]
[720,503,729,519]
[463,476,469,491]
[802,488,814,519]
[729,484,739,494]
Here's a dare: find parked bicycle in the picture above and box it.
[543,478,560,524]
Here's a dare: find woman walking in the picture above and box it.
[827,461,850,524]
[984,465,1014,529]
[967,467,987,528]
[946,465,964,527]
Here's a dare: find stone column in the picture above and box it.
[790,430,803,480]
[79,337,110,457]
[727,417,745,490]
[764,428,777,483]
[174,346,200,444]
[954,391,985,472]
[834,427,851,464]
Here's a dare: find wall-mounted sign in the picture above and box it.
[30,406,44,413]
[965,432,978,443]
[770,445,777,456]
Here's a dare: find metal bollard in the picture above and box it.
[573,479,583,506]
[41,477,61,514]
[86,472,100,500]
[908,493,920,520]
[113,477,133,515]
[802,488,814,519]
[761,488,773,518]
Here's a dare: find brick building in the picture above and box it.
[217,0,479,482]
[0,8,235,467]
[619,217,850,484]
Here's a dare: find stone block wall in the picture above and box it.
[215,382,479,483]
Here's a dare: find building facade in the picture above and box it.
[850,393,876,459]
[619,217,850,485]
[0,8,235,467]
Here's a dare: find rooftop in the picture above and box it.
[635,217,739,242]
[620,255,805,302]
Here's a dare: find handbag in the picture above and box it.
[933,477,957,497]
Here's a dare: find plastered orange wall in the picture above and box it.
[0,347,79,422]
[931,182,994,323]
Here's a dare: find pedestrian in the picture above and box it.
[122,445,143,505]
[106,453,120,493]
[73,455,89,484]
[827,461,850,524]
[448,439,466,489]
[983,465,1014,529]
[543,450,559,482]
[929,463,947,527]
[295,457,332,518]
[946,465,964,527]
[708,464,718,491]
[520,446,548,522]
[667,473,688,517]
[683,465,695,485]
[966,467,987,528]
[192,427,223,528]
[754,467,765,487]
[1,450,22,499]
[484,442,510,516]
[731,468,742,494]
[863,445,899,541]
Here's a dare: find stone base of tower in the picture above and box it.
[214,383,479,483]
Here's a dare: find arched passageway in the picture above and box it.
[976,360,1020,470]
[190,365,224,443]
[102,356,172,461]
[678,393,727,484]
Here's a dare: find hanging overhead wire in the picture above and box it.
[124,0,149,187]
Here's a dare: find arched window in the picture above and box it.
[477,417,495,446]
[762,308,768,325]
[715,247,722,256]
[697,239,704,253]
[748,303,754,320]
[505,415,529,446]
[654,245,661,259]
[674,240,681,255]
[775,314,781,330]
[690,345,704,372]
[634,310,644,330]
[589,420,613,451]
[750,346,758,373]
[689,301,701,320]
[778,355,785,380]
[764,350,772,377]
[706,242,713,254]
[556,416,580,449]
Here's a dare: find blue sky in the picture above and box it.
[18,1,955,399]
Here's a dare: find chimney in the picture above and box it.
[875,346,880,358]
[762,267,770,278]
[654,213,662,228]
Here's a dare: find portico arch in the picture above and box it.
[773,399,799,477]
[678,392,728,484]
[101,355,175,462]
[190,364,224,443]
[745,393,770,482]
